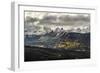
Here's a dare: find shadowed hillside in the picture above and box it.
[24,46,90,61]
[24,32,90,62]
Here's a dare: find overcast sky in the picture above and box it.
[25,11,90,31]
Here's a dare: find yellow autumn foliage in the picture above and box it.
[55,41,80,48]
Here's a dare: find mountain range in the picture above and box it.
[25,30,90,51]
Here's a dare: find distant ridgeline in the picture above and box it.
[24,28,90,51]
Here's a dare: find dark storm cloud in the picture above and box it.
[40,15,57,23]
[39,13,90,26]
[25,11,90,27]
[59,15,90,22]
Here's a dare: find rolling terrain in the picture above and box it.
[24,31,90,61]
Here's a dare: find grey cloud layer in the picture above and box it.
[25,12,90,27]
